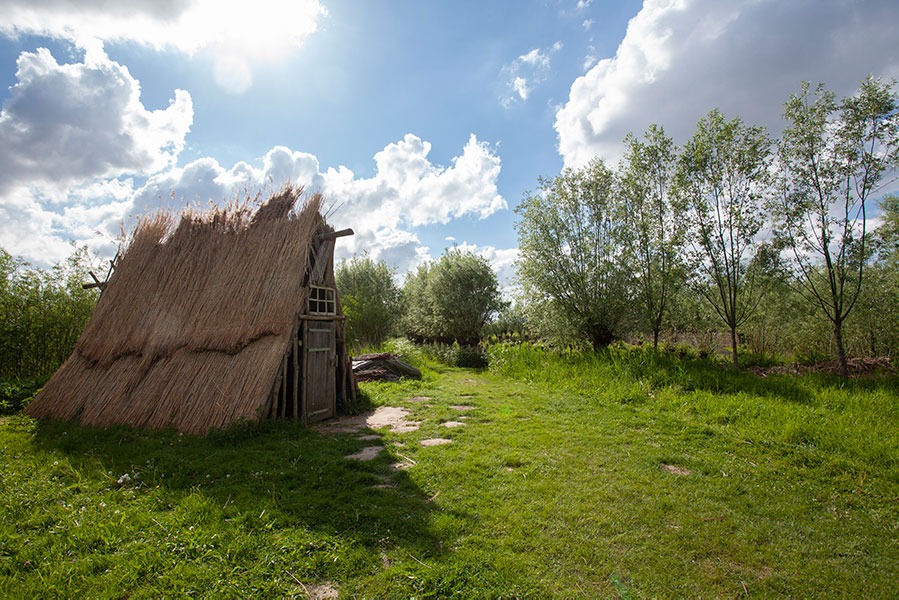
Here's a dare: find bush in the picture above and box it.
[0,378,43,415]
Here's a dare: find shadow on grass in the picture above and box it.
[604,350,820,405]
[30,416,447,565]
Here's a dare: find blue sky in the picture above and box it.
[1,0,897,286]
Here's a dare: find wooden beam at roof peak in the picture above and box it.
[315,228,354,242]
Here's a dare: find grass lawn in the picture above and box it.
[1,347,897,597]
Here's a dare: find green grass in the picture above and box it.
[1,345,897,597]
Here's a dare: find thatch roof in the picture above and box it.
[26,185,335,434]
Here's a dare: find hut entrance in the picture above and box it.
[301,318,337,423]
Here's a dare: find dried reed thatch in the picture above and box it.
[26,185,345,434]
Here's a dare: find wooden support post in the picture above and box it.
[301,321,310,425]
[292,334,299,420]
[280,351,288,418]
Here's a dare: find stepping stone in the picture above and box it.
[441,421,466,428]
[345,446,383,461]
[450,405,475,411]
[420,438,453,447]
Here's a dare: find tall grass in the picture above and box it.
[488,342,899,474]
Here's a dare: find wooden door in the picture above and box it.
[302,319,336,423]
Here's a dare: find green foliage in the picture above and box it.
[674,109,772,367]
[0,246,99,386]
[516,159,633,349]
[0,378,42,415]
[851,194,899,358]
[335,255,401,350]
[772,77,899,375]
[619,124,686,348]
[400,248,504,346]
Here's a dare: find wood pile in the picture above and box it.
[352,353,422,382]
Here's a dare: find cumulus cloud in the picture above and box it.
[128,133,507,275]
[0,0,327,93]
[453,242,520,292]
[0,43,192,195]
[0,44,192,264]
[555,0,899,168]
[501,43,562,107]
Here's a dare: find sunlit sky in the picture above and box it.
[1,0,897,285]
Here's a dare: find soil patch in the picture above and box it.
[302,582,339,599]
[661,463,691,476]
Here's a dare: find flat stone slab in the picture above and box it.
[441,421,466,428]
[345,446,383,461]
[420,438,453,447]
[357,434,380,441]
[316,406,419,434]
[366,406,419,432]
[450,405,475,411]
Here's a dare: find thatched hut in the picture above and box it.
[25,185,355,434]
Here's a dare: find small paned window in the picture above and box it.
[308,286,336,315]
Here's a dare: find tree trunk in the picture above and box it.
[833,319,849,378]
[730,326,739,369]
[589,325,615,350]
[653,328,660,351]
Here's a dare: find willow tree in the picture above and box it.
[771,77,899,376]
[401,249,503,346]
[336,255,401,349]
[515,158,631,349]
[675,110,771,368]
[619,124,685,349]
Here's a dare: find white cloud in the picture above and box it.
[128,133,507,276]
[452,242,519,291]
[0,44,192,195]
[1,130,506,272]
[583,19,594,31]
[500,43,562,107]
[555,0,899,168]
[0,44,192,265]
[0,0,327,93]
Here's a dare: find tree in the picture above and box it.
[850,194,899,358]
[674,109,771,368]
[515,159,632,349]
[619,124,685,349]
[335,255,401,349]
[401,249,504,346]
[771,78,899,376]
